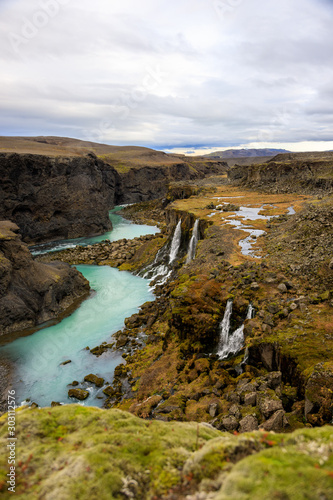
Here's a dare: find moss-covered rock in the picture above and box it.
[83,374,104,387]
[68,389,89,400]
[1,406,332,499]
[304,362,333,426]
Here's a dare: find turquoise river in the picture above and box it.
[0,208,159,408]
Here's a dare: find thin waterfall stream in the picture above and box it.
[186,219,199,263]
[141,218,183,286]
[218,302,254,360]
[169,219,182,263]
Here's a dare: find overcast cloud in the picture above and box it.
[1,0,333,152]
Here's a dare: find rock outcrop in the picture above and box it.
[228,151,333,194]
[111,159,227,204]
[0,221,89,337]
[0,152,119,244]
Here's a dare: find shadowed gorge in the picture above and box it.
[0,137,227,243]
[0,152,118,244]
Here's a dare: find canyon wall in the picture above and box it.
[0,149,226,244]
[228,151,333,194]
[0,221,90,337]
[0,152,119,244]
[116,161,225,204]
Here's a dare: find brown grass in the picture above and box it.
[0,136,188,169]
[170,185,313,265]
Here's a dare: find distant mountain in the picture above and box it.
[203,148,290,159]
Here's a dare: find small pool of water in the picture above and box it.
[223,204,274,258]
[224,204,296,258]
[227,205,272,221]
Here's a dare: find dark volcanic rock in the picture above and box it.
[116,161,227,204]
[260,410,288,432]
[0,152,119,244]
[228,153,333,195]
[0,150,227,243]
[238,415,259,433]
[0,221,90,337]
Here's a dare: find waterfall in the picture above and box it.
[169,219,182,264]
[217,300,233,354]
[247,304,254,320]
[186,219,200,264]
[242,347,249,366]
[140,219,182,287]
[141,244,171,285]
[218,303,253,360]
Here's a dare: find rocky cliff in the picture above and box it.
[115,160,226,204]
[0,152,119,244]
[228,151,333,194]
[0,137,227,243]
[0,221,89,337]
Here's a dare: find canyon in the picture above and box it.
[0,137,227,244]
[0,140,332,500]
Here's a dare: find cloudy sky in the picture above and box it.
[1,0,333,154]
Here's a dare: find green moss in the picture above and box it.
[240,405,261,420]
[0,406,219,499]
[215,428,333,500]
[0,408,332,499]
[119,237,167,273]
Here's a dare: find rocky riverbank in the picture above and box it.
[0,221,90,338]
[36,233,167,272]
[99,254,332,431]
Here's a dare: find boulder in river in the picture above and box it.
[68,389,89,400]
[60,360,71,366]
[84,374,104,387]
